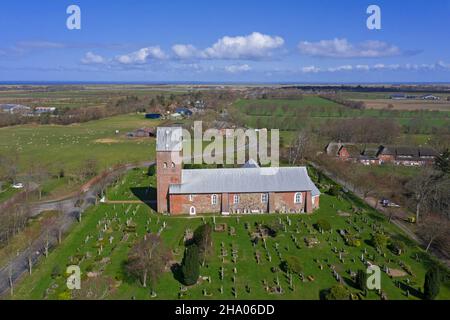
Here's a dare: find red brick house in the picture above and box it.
[377,146,438,166]
[157,127,320,216]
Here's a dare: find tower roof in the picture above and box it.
[156,127,183,152]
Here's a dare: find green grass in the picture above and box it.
[0,114,160,198]
[232,97,450,132]
[10,168,450,301]
[0,184,19,203]
[106,168,156,202]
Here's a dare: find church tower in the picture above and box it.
[156,127,183,213]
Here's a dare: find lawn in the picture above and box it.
[0,184,19,203]
[232,97,450,132]
[0,114,161,198]
[9,168,450,301]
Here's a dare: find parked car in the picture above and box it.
[12,183,24,189]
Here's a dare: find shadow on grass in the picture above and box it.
[171,263,184,284]
[391,233,416,247]
[398,280,423,299]
[343,277,359,290]
[130,187,157,210]
[120,260,141,286]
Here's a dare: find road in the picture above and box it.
[0,161,154,297]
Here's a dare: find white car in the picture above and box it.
[12,183,24,189]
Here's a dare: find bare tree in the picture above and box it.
[126,234,172,289]
[288,130,312,165]
[406,169,438,223]
[356,172,377,200]
[418,214,450,252]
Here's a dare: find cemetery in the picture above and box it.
[10,167,450,300]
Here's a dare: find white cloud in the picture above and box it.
[116,46,167,64]
[203,32,284,60]
[301,66,321,73]
[172,44,202,59]
[355,64,370,71]
[298,38,402,58]
[296,62,450,74]
[224,64,252,73]
[328,65,353,72]
[81,52,105,64]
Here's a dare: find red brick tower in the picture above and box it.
[156,127,183,213]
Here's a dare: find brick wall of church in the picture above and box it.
[169,193,222,215]
[169,191,313,215]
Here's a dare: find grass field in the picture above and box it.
[0,114,161,199]
[357,99,450,112]
[232,97,450,132]
[9,167,450,300]
[0,86,185,109]
[0,184,19,203]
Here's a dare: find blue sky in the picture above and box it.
[1,0,450,82]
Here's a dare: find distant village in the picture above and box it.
[390,93,441,101]
[0,104,56,116]
[326,142,438,166]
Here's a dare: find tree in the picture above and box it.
[193,223,213,265]
[356,270,367,292]
[435,149,450,174]
[181,244,200,286]
[288,130,312,165]
[324,285,350,300]
[406,169,438,223]
[371,232,389,249]
[417,214,449,252]
[80,158,98,181]
[280,256,303,276]
[314,219,331,232]
[127,234,172,289]
[424,267,440,300]
[357,172,377,200]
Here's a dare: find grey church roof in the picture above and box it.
[156,127,183,152]
[169,167,320,196]
[242,159,260,168]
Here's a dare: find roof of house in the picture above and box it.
[419,147,438,157]
[339,145,362,157]
[156,127,183,152]
[379,145,438,158]
[176,107,193,114]
[169,166,320,196]
[361,147,380,158]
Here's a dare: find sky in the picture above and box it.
[1,0,450,83]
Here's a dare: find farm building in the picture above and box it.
[145,113,162,119]
[170,112,183,120]
[0,104,31,114]
[421,94,440,100]
[157,127,320,215]
[377,146,438,166]
[326,142,437,166]
[175,107,193,117]
[127,127,156,138]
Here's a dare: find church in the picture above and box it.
[156,127,320,215]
